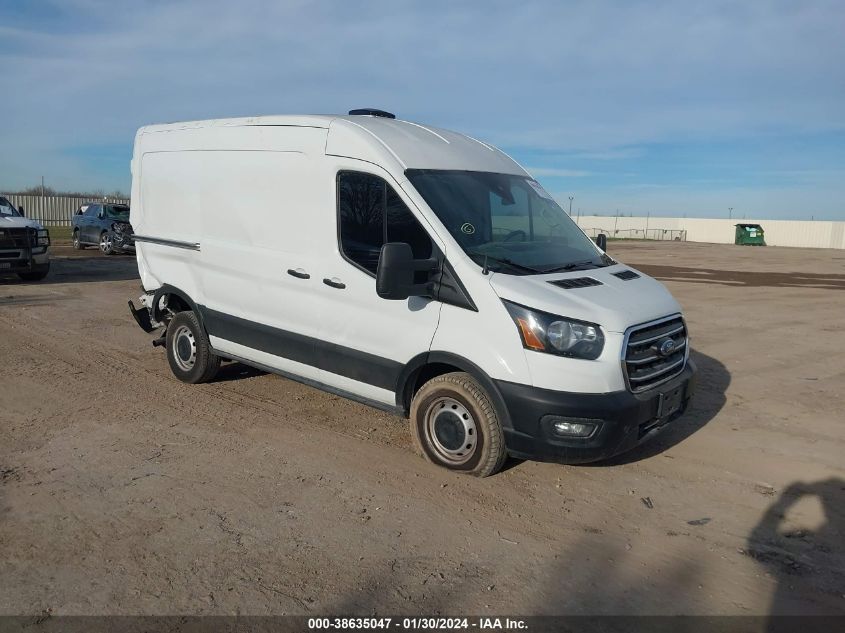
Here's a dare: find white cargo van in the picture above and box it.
[128,109,696,476]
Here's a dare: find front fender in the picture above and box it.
[395,351,514,430]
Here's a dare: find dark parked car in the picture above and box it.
[71,203,134,254]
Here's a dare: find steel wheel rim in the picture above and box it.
[172,325,196,371]
[424,397,477,465]
[100,233,112,252]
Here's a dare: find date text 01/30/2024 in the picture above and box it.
[307,617,527,630]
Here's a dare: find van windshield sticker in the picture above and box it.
[460,222,476,235]
[527,180,553,200]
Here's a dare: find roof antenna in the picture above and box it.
[482,254,490,275]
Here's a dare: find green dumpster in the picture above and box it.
[735,223,766,246]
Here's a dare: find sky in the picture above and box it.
[1,0,843,219]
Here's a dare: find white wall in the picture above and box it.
[574,215,845,249]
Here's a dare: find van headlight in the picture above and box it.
[502,300,604,360]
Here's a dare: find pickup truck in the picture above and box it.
[0,196,50,281]
[71,202,134,254]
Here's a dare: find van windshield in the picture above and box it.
[406,170,612,275]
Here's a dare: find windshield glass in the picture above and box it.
[105,205,130,221]
[0,197,21,217]
[406,170,612,274]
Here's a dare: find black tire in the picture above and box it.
[99,231,115,255]
[72,230,84,250]
[165,311,221,384]
[17,265,50,282]
[410,372,507,477]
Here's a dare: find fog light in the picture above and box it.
[544,416,600,438]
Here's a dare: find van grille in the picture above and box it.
[0,228,35,249]
[623,316,688,392]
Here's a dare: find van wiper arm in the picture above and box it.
[469,253,542,274]
[541,260,601,273]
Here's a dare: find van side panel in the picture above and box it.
[132,124,328,316]
[197,148,326,341]
[136,151,202,295]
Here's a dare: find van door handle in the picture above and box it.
[287,268,310,279]
[323,277,346,289]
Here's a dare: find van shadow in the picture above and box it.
[586,349,730,466]
[212,361,267,383]
[746,478,845,617]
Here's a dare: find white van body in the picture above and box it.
[129,112,695,474]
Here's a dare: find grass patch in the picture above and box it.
[47,226,72,244]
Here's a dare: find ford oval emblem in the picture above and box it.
[658,338,676,357]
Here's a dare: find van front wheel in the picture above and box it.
[165,311,220,384]
[410,372,507,477]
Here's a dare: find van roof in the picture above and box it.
[137,114,528,176]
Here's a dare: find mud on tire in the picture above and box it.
[410,371,507,477]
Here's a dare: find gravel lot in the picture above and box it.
[1,241,843,616]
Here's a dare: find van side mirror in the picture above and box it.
[595,233,607,251]
[376,242,438,300]
[18,205,25,217]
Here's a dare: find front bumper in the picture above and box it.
[496,360,697,463]
[0,248,50,273]
[113,235,135,252]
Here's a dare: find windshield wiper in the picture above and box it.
[469,253,543,275]
[541,260,602,274]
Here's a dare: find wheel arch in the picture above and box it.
[151,284,206,332]
[395,351,513,430]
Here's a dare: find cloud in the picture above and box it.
[0,0,843,217]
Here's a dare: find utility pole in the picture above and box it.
[41,176,45,198]
[568,196,574,216]
[645,211,650,240]
[728,207,733,220]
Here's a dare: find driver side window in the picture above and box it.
[337,171,432,275]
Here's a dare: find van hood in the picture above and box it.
[0,216,44,230]
[489,264,682,333]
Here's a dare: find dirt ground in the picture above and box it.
[1,241,843,616]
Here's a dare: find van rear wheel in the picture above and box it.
[410,372,507,477]
[165,311,220,384]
